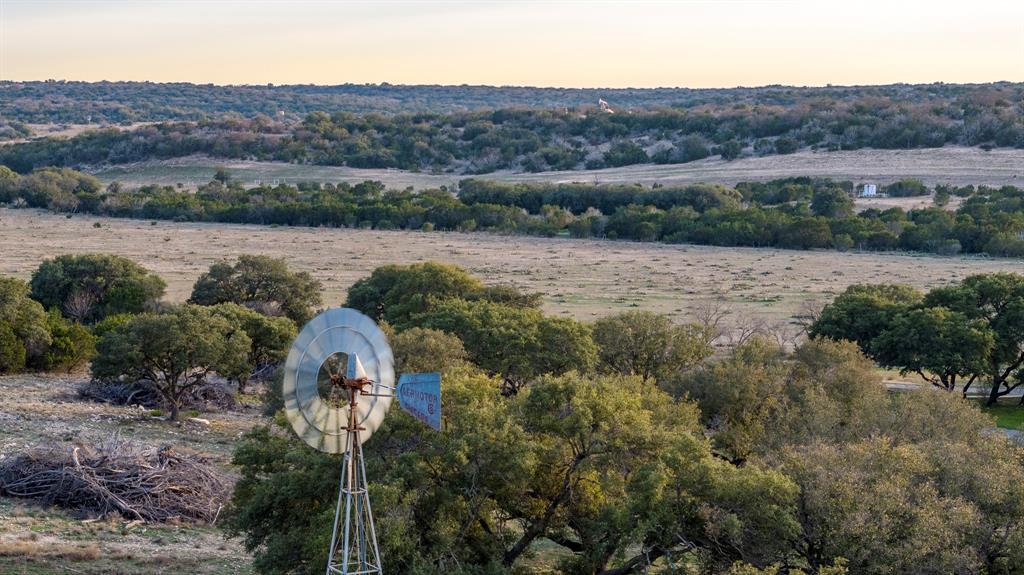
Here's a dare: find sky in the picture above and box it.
[1,0,1022,88]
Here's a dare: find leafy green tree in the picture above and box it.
[871,307,993,393]
[14,167,101,209]
[808,283,923,356]
[91,305,250,420]
[189,255,322,326]
[416,298,597,393]
[29,254,166,323]
[592,310,712,384]
[810,188,854,218]
[213,166,232,184]
[388,326,468,374]
[346,262,484,325]
[769,338,890,449]
[773,136,799,155]
[228,369,802,575]
[778,435,1024,574]
[504,372,798,572]
[225,425,353,575]
[346,262,538,328]
[671,337,893,461]
[602,141,649,167]
[718,140,744,160]
[923,273,1024,405]
[833,233,854,252]
[670,337,790,461]
[91,313,135,339]
[0,322,25,373]
[0,165,18,203]
[208,302,297,391]
[777,217,833,250]
[0,276,51,371]
[884,178,929,197]
[34,309,96,372]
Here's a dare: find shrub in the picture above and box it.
[718,140,744,160]
[0,276,50,371]
[774,137,799,154]
[30,254,166,323]
[884,179,929,197]
[0,322,26,373]
[35,309,96,372]
[602,141,648,167]
[189,255,322,326]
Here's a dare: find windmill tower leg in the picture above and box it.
[326,385,383,575]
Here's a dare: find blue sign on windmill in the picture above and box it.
[397,372,442,430]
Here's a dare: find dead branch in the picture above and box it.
[0,438,230,524]
[78,378,238,411]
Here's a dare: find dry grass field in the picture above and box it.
[90,146,1024,190]
[5,123,157,145]
[3,208,1022,332]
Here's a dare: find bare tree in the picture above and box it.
[793,299,824,335]
[692,295,732,344]
[63,289,98,322]
[767,321,804,352]
[726,315,770,348]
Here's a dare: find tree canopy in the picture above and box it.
[415,298,596,393]
[189,255,323,325]
[811,273,1024,403]
[592,310,712,383]
[228,369,802,575]
[206,302,297,391]
[0,276,49,373]
[808,283,923,356]
[91,305,251,420]
[29,253,165,323]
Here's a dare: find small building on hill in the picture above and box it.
[860,184,878,197]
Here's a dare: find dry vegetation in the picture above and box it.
[0,439,230,523]
[90,146,1024,190]
[2,208,1022,331]
[0,374,256,573]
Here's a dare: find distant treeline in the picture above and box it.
[2,83,1022,175]
[5,80,1023,123]
[2,166,1023,257]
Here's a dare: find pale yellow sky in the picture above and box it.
[1,0,1022,88]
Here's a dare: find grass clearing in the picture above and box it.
[90,147,1024,190]
[979,401,1024,431]
[2,209,1022,333]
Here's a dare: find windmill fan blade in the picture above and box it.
[282,308,395,452]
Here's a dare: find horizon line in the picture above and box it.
[4,78,1023,92]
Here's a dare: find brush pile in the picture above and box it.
[0,438,230,523]
[78,379,238,411]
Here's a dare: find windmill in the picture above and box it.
[282,308,441,575]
